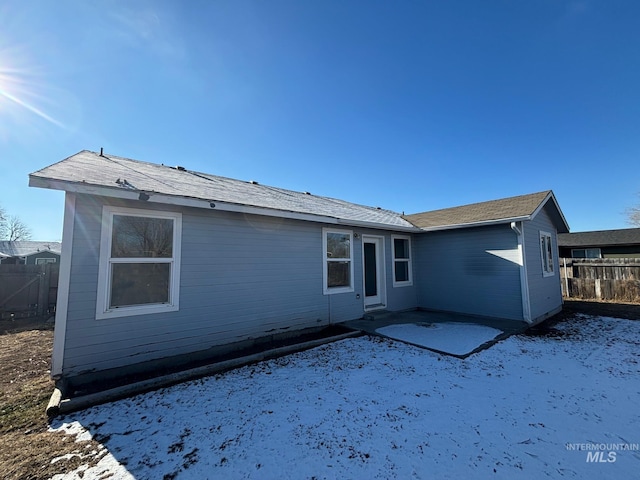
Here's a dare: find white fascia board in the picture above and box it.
[529,191,552,220]
[337,218,421,232]
[530,192,570,233]
[416,216,532,232]
[29,176,343,225]
[29,176,140,198]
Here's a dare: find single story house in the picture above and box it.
[0,241,61,265]
[558,228,640,258]
[29,150,569,390]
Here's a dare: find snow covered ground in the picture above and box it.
[50,315,640,479]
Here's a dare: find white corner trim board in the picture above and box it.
[51,192,76,378]
[511,221,531,323]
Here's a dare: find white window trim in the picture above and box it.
[391,234,413,287]
[35,257,57,264]
[540,230,555,277]
[571,248,602,259]
[96,206,182,320]
[362,235,387,310]
[322,227,354,295]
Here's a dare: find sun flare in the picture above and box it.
[0,86,66,128]
[0,45,68,140]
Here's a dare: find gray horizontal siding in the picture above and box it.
[63,196,326,375]
[61,194,416,377]
[524,206,563,322]
[414,224,523,321]
[66,318,321,368]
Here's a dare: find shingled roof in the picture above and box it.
[0,241,62,257]
[29,150,417,231]
[404,191,569,232]
[558,228,640,247]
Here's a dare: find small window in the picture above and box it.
[392,235,413,287]
[323,228,354,294]
[571,248,601,259]
[97,206,182,319]
[540,231,555,277]
[35,257,57,265]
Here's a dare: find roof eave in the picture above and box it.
[25,249,61,256]
[30,175,415,231]
[414,216,531,232]
[560,242,638,248]
[29,175,344,224]
[337,218,421,232]
[530,191,570,233]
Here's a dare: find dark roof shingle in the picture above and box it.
[558,228,640,247]
[403,191,563,230]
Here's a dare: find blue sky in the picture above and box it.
[1,0,639,241]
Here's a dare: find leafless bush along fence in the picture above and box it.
[560,258,640,303]
[0,264,59,320]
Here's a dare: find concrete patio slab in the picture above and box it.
[341,309,529,357]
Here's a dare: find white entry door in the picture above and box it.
[362,236,385,310]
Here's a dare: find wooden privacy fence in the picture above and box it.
[560,258,640,303]
[0,263,59,320]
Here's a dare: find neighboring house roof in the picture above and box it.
[29,150,418,231]
[404,191,570,233]
[558,228,640,248]
[0,241,62,257]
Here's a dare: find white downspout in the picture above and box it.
[511,221,532,323]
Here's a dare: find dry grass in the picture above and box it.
[0,321,102,480]
[561,298,640,321]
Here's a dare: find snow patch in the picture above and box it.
[376,322,503,355]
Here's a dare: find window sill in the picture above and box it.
[96,303,179,320]
[323,286,354,295]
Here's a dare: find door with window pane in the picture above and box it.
[363,236,385,309]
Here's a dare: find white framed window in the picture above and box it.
[540,231,555,277]
[391,235,413,287]
[97,206,182,319]
[35,257,57,265]
[571,248,601,259]
[323,228,354,294]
